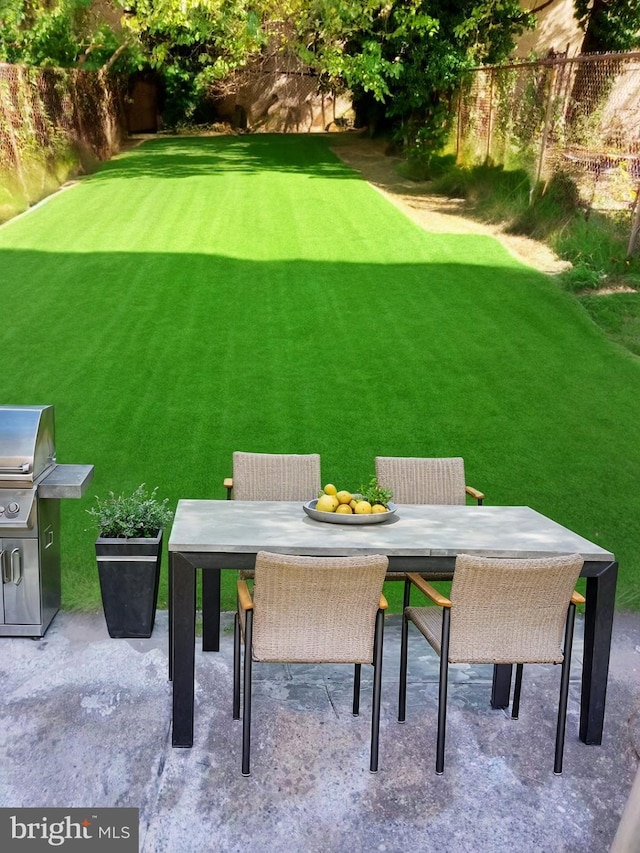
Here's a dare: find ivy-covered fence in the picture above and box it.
[456,51,640,251]
[0,64,126,223]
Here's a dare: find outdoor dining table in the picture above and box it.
[168,500,617,749]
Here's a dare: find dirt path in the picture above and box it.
[329,134,570,275]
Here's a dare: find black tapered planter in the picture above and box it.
[96,530,163,638]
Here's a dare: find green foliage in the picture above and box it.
[0,0,536,130]
[555,212,640,293]
[431,164,574,236]
[574,0,640,52]
[3,0,637,138]
[87,484,173,539]
[118,0,273,125]
[359,476,393,508]
[510,172,581,239]
[431,162,531,222]
[160,64,207,128]
[294,1,533,154]
[397,151,456,182]
[429,157,640,312]
[0,0,121,68]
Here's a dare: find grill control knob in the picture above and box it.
[0,505,4,516]
[5,502,20,518]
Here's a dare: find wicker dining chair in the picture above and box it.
[375,456,484,581]
[222,450,322,586]
[398,552,585,775]
[375,455,484,506]
[224,451,322,502]
[234,551,389,777]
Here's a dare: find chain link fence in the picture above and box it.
[0,63,126,221]
[456,51,640,252]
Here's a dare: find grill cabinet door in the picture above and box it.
[1,538,41,625]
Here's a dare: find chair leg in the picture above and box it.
[241,609,253,776]
[554,602,577,775]
[436,608,451,775]
[512,664,524,720]
[398,611,409,723]
[353,664,362,716]
[398,576,412,722]
[370,607,385,773]
[233,613,241,720]
[402,574,412,611]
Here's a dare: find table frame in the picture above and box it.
[169,504,617,750]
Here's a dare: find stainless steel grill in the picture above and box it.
[0,405,93,637]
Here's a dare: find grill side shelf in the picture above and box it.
[38,465,94,499]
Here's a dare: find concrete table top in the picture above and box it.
[169,500,614,562]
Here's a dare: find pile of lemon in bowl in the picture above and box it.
[315,484,389,516]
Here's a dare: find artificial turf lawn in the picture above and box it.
[0,134,638,612]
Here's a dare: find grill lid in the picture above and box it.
[0,406,56,488]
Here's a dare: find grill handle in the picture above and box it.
[1,549,23,584]
[11,549,22,585]
[0,463,31,474]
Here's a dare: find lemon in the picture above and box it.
[349,499,357,510]
[316,494,339,512]
[335,504,353,514]
[336,490,352,505]
[371,504,388,514]
[354,500,372,515]
[323,484,338,496]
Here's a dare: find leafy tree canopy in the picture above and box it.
[292,0,532,100]
[0,0,121,67]
[284,1,532,145]
[0,1,533,93]
[112,0,280,123]
[575,0,640,54]
[2,0,637,136]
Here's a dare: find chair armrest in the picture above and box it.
[406,573,452,607]
[224,477,233,500]
[237,579,253,611]
[379,594,388,610]
[465,485,485,505]
[571,590,586,605]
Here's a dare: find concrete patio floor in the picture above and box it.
[0,609,638,852]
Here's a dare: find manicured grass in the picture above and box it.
[0,134,638,612]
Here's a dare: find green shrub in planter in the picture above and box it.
[87,485,174,638]
[87,484,173,539]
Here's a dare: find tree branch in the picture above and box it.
[77,44,98,68]
[101,41,129,72]
[529,0,558,14]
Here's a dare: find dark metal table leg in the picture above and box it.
[202,568,221,652]
[168,551,173,681]
[491,664,513,709]
[172,552,196,748]
[580,562,618,744]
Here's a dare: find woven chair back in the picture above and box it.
[251,551,388,664]
[232,452,321,502]
[447,553,584,664]
[375,456,466,504]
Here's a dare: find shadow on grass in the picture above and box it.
[91,134,357,182]
[0,247,638,609]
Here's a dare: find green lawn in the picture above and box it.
[0,134,638,611]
